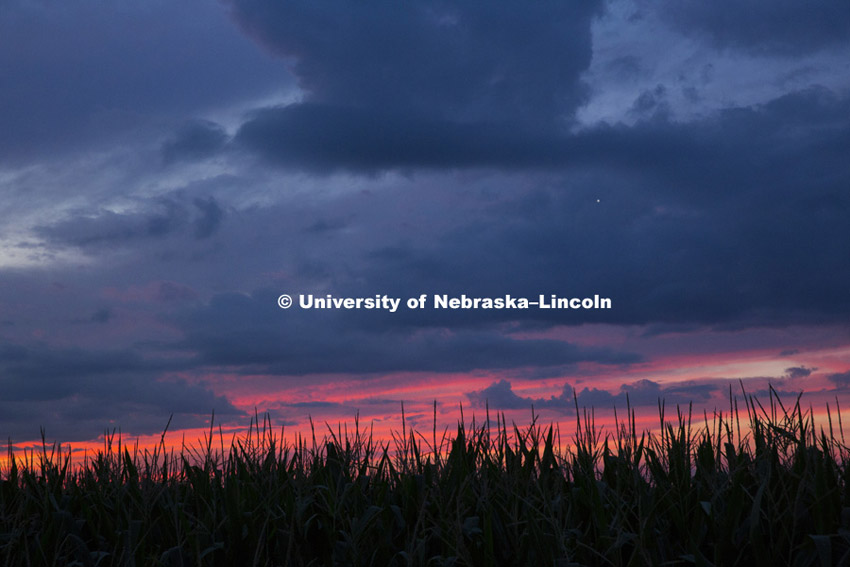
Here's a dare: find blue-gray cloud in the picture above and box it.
[785,366,816,380]
[36,195,226,249]
[173,290,641,375]
[162,121,229,165]
[828,371,850,388]
[0,340,243,442]
[1,0,849,446]
[659,0,850,55]
[466,378,721,412]
[0,0,291,163]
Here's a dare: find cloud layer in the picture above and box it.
[0,0,848,443]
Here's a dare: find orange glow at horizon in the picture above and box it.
[3,332,850,467]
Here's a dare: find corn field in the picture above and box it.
[1,388,849,566]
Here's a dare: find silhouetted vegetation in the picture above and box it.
[1,387,849,565]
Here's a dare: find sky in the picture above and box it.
[1,0,849,448]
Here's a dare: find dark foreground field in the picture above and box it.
[2,390,849,566]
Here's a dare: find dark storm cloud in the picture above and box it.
[225,0,607,172]
[2,0,848,447]
[467,378,720,412]
[225,1,603,122]
[576,87,850,204]
[173,290,641,375]
[659,0,850,55]
[348,88,850,327]
[29,87,845,342]
[235,81,849,182]
[221,0,848,175]
[0,340,243,441]
[235,104,567,172]
[1,342,163,401]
